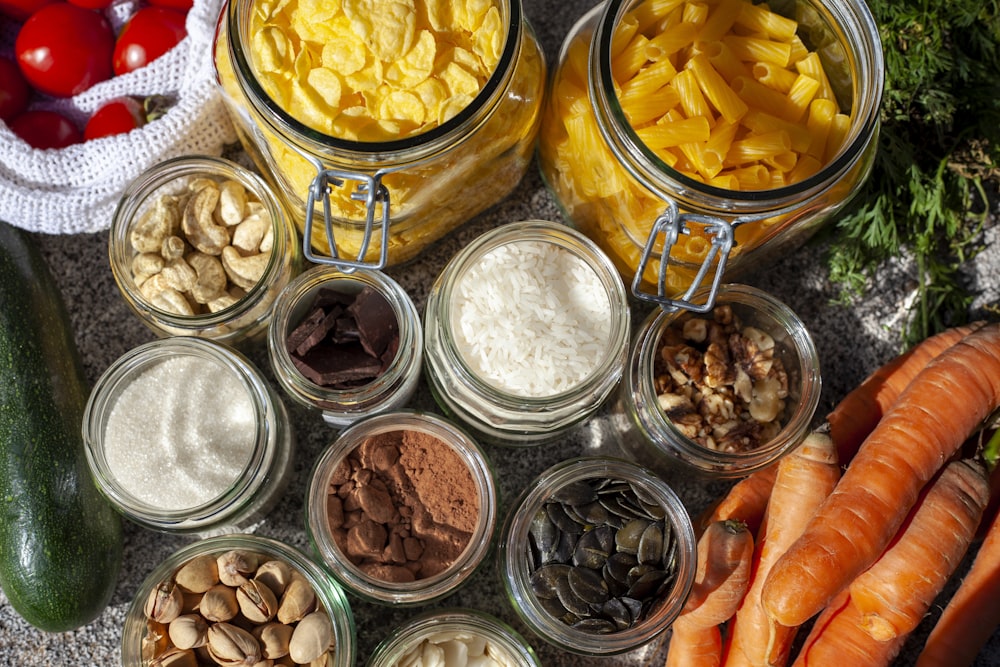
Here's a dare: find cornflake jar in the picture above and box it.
[538,0,883,309]
[367,608,541,667]
[109,155,301,347]
[268,265,422,428]
[305,411,498,607]
[498,456,696,656]
[121,534,356,667]
[83,337,294,536]
[423,220,631,445]
[212,0,546,269]
[614,284,821,478]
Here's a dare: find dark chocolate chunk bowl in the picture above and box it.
[267,265,422,428]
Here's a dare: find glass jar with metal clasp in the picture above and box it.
[537,0,884,312]
[212,0,546,272]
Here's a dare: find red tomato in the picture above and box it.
[146,0,192,12]
[66,0,115,8]
[0,0,55,21]
[0,56,30,122]
[9,109,82,149]
[84,96,146,140]
[14,3,115,98]
[112,6,187,76]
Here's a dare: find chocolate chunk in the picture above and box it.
[294,305,342,357]
[348,286,398,359]
[285,306,326,355]
[292,342,384,387]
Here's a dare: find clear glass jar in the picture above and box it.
[613,283,821,478]
[267,265,422,428]
[367,608,541,667]
[109,155,301,347]
[538,0,883,310]
[422,220,631,445]
[498,456,696,656]
[120,533,356,667]
[212,0,546,269]
[83,337,294,536]
[305,411,498,606]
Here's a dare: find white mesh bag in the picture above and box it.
[0,0,238,235]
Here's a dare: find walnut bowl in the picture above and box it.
[613,283,822,478]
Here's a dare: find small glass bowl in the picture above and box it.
[497,456,696,656]
[306,411,498,606]
[109,154,301,347]
[613,283,822,478]
[267,265,423,429]
[82,337,294,536]
[366,608,541,667]
[120,533,356,667]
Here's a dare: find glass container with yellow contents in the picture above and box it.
[538,0,883,310]
[213,0,546,269]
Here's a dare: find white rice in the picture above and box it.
[451,239,614,397]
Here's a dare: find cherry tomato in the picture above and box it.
[66,0,115,8]
[0,56,30,122]
[84,96,146,140]
[9,109,82,149]
[112,6,187,76]
[15,3,115,98]
[0,0,55,21]
[146,0,192,12]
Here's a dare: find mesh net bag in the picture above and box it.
[0,0,239,235]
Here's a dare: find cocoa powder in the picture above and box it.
[325,428,480,583]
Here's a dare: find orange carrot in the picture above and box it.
[916,472,1000,666]
[791,590,906,667]
[849,458,990,642]
[762,322,1000,628]
[826,321,985,464]
[695,465,778,538]
[665,619,723,667]
[725,431,841,667]
[666,519,754,667]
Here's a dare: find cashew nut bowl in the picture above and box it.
[108,155,302,347]
[121,534,356,667]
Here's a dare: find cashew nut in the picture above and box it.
[207,287,246,313]
[131,196,181,254]
[222,246,270,291]
[140,274,195,316]
[182,184,230,255]
[132,252,165,287]
[219,180,249,226]
[161,235,187,261]
[186,252,228,304]
[232,203,271,255]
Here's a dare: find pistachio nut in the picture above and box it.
[252,622,292,660]
[276,572,316,624]
[218,549,261,587]
[237,578,279,624]
[145,580,184,624]
[149,647,199,667]
[201,583,239,623]
[174,554,220,594]
[207,622,263,667]
[168,613,209,650]
[288,611,333,665]
[253,559,293,597]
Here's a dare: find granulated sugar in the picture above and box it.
[103,355,257,510]
[451,239,613,397]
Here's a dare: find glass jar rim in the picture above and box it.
[82,337,278,530]
[588,0,884,210]
[305,410,498,605]
[499,456,696,655]
[221,0,525,160]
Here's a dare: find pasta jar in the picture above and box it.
[267,264,423,428]
[367,608,541,667]
[613,283,821,478]
[422,220,631,445]
[82,337,295,536]
[109,155,301,347]
[498,456,696,656]
[305,411,498,607]
[212,0,546,270]
[121,534,357,667]
[537,0,883,310]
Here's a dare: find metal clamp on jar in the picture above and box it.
[538,0,884,311]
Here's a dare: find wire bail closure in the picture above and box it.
[303,168,391,272]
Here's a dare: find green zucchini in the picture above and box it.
[0,222,123,632]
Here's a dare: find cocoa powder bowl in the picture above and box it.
[304,410,499,606]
